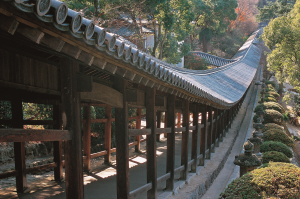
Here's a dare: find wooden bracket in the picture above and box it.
[77,73,93,92]
[0,14,19,35]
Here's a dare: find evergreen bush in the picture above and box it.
[263,129,295,148]
[219,162,300,199]
[262,123,283,133]
[260,141,293,158]
[265,80,276,88]
[262,151,290,163]
[263,109,283,124]
[254,102,284,113]
[267,91,280,99]
[263,96,277,102]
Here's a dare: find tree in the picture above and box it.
[262,0,300,92]
[184,53,208,70]
[194,0,238,52]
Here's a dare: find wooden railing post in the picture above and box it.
[199,105,207,166]
[191,104,199,173]
[146,87,157,199]
[60,58,83,199]
[135,108,142,152]
[83,106,91,172]
[213,108,218,150]
[166,94,175,191]
[206,106,213,159]
[181,100,189,180]
[53,105,63,181]
[12,98,28,193]
[156,111,162,142]
[105,105,112,163]
[115,77,129,199]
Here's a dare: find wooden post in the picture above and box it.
[177,113,181,127]
[114,77,129,199]
[53,105,63,181]
[166,94,175,191]
[213,108,218,150]
[135,108,142,152]
[191,104,199,173]
[83,106,91,171]
[199,105,207,166]
[156,111,162,142]
[11,98,28,193]
[206,106,213,159]
[164,111,168,138]
[105,105,112,163]
[181,100,189,180]
[60,58,84,199]
[146,87,157,199]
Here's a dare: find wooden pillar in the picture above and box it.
[146,87,157,199]
[177,113,181,127]
[219,110,224,142]
[83,106,91,171]
[114,77,129,199]
[156,111,162,142]
[166,94,175,191]
[105,105,112,163]
[191,104,199,173]
[60,58,83,199]
[206,106,213,159]
[181,100,189,180]
[199,105,207,166]
[212,108,218,150]
[164,112,168,138]
[12,98,28,193]
[53,105,63,181]
[135,108,142,152]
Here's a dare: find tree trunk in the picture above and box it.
[151,20,158,57]
[94,0,99,16]
[202,35,208,52]
[159,30,168,59]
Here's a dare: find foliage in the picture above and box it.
[263,96,277,102]
[293,94,300,117]
[260,141,293,158]
[262,1,300,92]
[220,162,300,199]
[0,101,12,128]
[263,128,295,148]
[253,114,259,123]
[265,87,276,93]
[282,111,289,121]
[266,91,280,99]
[263,109,283,124]
[184,53,208,70]
[265,80,276,87]
[262,123,284,133]
[254,102,284,113]
[262,151,290,163]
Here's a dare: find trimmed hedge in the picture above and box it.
[266,87,276,93]
[267,91,280,99]
[260,141,293,158]
[265,80,276,88]
[263,96,277,102]
[263,109,283,124]
[262,151,290,163]
[263,129,295,148]
[254,102,284,113]
[262,123,283,133]
[220,162,300,199]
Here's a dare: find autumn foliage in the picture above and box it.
[184,53,208,70]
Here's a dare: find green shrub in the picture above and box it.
[254,102,284,113]
[266,87,276,93]
[220,162,300,199]
[263,96,277,102]
[263,129,295,148]
[267,91,280,99]
[262,151,290,163]
[263,109,283,124]
[260,141,293,158]
[265,80,276,87]
[253,114,259,123]
[262,123,283,133]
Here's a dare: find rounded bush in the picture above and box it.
[262,123,283,133]
[253,114,259,123]
[260,141,293,158]
[265,80,276,87]
[262,151,290,163]
[254,102,284,113]
[263,129,295,148]
[267,91,280,99]
[263,96,277,102]
[219,162,300,199]
[266,87,276,93]
[263,109,283,124]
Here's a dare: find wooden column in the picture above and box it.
[199,105,207,165]
[181,100,189,180]
[60,58,83,199]
[53,105,63,181]
[166,94,175,190]
[146,87,157,199]
[164,112,168,138]
[105,105,112,163]
[83,106,91,171]
[114,77,129,199]
[135,108,142,152]
[219,110,224,142]
[206,106,213,159]
[177,113,181,127]
[12,98,28,193]
[213,108,218,150]
[156,111,162,142]
[191,104,199,173]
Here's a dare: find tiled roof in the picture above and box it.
[191,52,238,67]
[2,0,262,108]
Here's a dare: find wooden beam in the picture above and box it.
[135,108,142,152]
[199,105,207,166]
[146,87,157,199]
[40,33,65,52]
[166,94,175,191]
[60,58,84,199]
[181,100,189,180]
[11,98,28,193]
[53,105,63,181]
[105,105,112,163]
[114,77,129,199]
[128,128,151,136]
[191,105,199,173]
[83,106,91,172]
[0,14,19,35]
[77,73,93,92]
[16,25,44,44]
